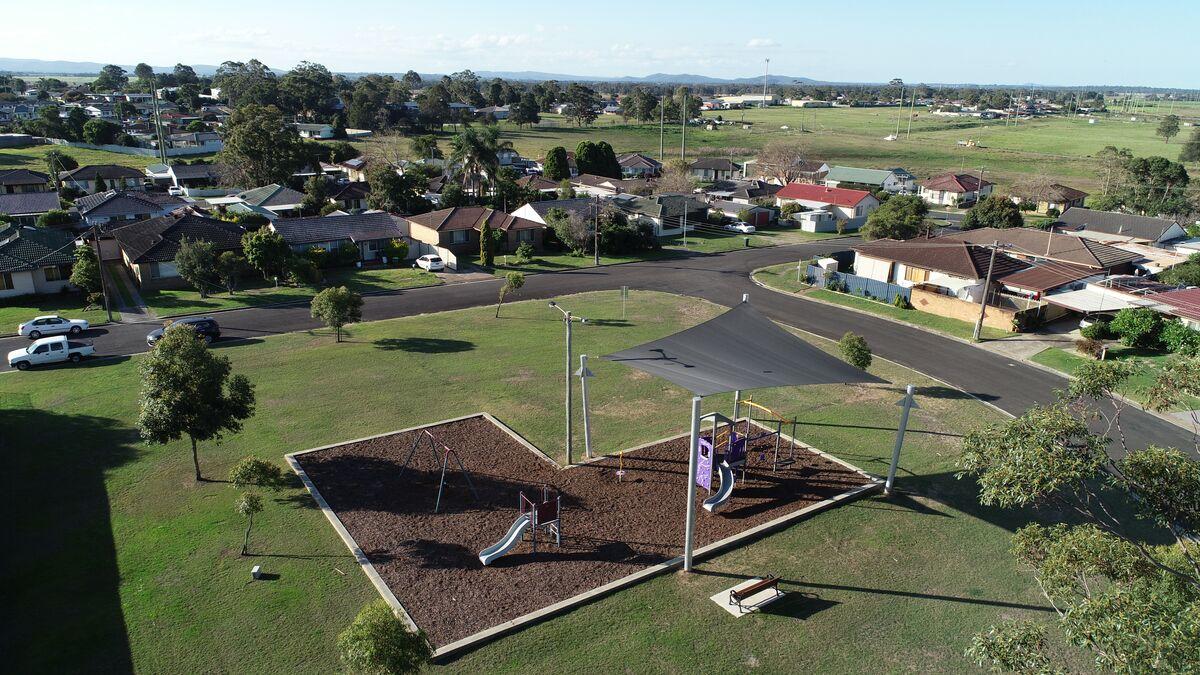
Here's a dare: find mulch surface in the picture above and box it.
[295,415,871,647]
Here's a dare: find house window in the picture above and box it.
[904,266,930,283]
[516,229,535,242]
[0,272,12,290]
[43,264,71,281]
[449,229,470,245]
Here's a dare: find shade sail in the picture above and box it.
[602,302,886,396]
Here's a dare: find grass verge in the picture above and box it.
[0,291,117,334]
[1030,345,1200,411]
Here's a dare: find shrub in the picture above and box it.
[1075,337,1106,359]
[1161,320,1200,355]
[1079,321,1111,340]
[382,239,409,264]
[228,457,286,489]
[838,332,872,370]
[514,241,535,262]
[892,293,910,309]
[337,600,431,675]
[286,255,320,285]
[1109,307,1163,349]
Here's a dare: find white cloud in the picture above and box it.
[746,38,779,49]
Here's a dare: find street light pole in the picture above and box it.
[549,301,586,465]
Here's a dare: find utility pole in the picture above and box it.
[593,195,600,266]
[681,208,688,247]
[894,86,904,138]
[91,223,113,322]
[972,240,999,342]
[549,301,586,465]
[658,93,665,161]
[906,89,916,140]
[680,92,687,160]
[761,58,770,108]
[150,74,167,167]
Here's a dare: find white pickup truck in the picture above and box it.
[7,336,96,370]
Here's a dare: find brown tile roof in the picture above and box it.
[111,212,244,264]
[920,173,993,193]
[406,206,543,233]
[853,238,1029,280]
[939,227,1140,270]
[998,263,1099,292]
[516,175,560,191]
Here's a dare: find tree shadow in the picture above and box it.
[0,408,139,672]
[372,337,475,353]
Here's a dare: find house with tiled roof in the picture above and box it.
[610,193,709,237]
[823,166,916,194]
[917,172,994,206]
[703,179,781,205]
[59,164,144,194]
[775,183,879,227]
[110,212,245,289]
[0,225,81,298]
[269,212,407,262]
[939,227,1141,274]
[407,206,545,255]
[1009,183,1088,215]
[852,238,1029,303]
[329,182,371,212]
[234,184,307,217]
[510,198,603,226]
[0,191,62,226]
[569,173,655,197]
[616,152,662,178]
[515,174,561,195]
[688,157,742,181]
[1052,207,1186,246]
[0,169,51,194]
[76,190,188,229]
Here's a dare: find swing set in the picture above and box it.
[396,429,480,513]
[734,397,799,472]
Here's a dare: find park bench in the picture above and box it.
[729,575,781,610]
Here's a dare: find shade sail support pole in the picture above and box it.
[683,395,702,571]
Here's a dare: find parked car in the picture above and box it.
[167,186,186,196]
[8,335,95,370]
[146,316,221,347]
[414,254,445,272]
[724,221,756,234]
[17,315,89,339]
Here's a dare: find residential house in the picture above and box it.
[294,123,335,139]
[616,153,662,178]
[111,212,245,289]
[703,178,781,205]
[339,157,369,182]
[742,159,828,185]
[168,163,225,191]
[852,238,1029,302]
[76,190,188,230]
[164,131,222,152]
[269,212,408,262]
[515,174,561,196]
[59,164,145,194]
[709,200,774,226]
[1150,288,1200,331]
[917,173,994,207]
[611,193,709,237]
[823,166,916,194]
[939,227,1141,276]
[329,182,371,212]
[1052,207,1186,246]
[476,105,510,120]
[234,184,307,217]
[1009,183,1088,215]
[0,225,80,298]
[688,158,742,182]
[407,206,545,255]
[0,192,62,227]
[775,183,879,228]
[510,198,602,226]
[0,169,51,194]
[570,174,655,197]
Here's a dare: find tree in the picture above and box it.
[557,179,575,200]
[366,165,430,215]
[859,195,930,240]
[838,332,872,369]
[82,118,121,145]
[133,63,154,84]
[35,209,72,228]
[410,135,441,160]
[212,60,278,108]
[655,158,698,195]
[241,228,291,280]
[174,237,220,298]
[216,104,306,186]
[337,600,431,674]
[173,63,199,85]
[543,146,571,182]
[185,119,207,133]
[137,326,256,481]
[510,92,541,128]
[449,124,512,195]
[216,251,246,294]
[230,456,285,489]
[300,175,330,215]
[756,141,811,184]
[234,492,263,556]
[401,70,422,88]
[564,83,599,126]
[961,195,1024,230]
[64,107,88,141]
[495,272,525,317]
[311,286,363,342]
[1109,307,1163,348]
[1156,114,1181,143]
[279,61,335,119]
[92,64,128,91]
[479,219,497,267]
[44,149,77,189]
[70,242,102,301]
[1180,128,1200,164]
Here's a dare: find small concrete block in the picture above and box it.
[251,565,262,580]
[710,578,784,617]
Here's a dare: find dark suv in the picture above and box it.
[146,317,221,347]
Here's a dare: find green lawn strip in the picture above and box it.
[0,144,214,172]
[139,267,441,318]
[1030,345,1200,411]
[104,262,135,307]
[0,289,1120,672]
[754,263,1012,342]
[0,292,117,334]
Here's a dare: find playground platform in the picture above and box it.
[288,413,879,659]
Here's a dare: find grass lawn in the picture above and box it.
[139,266,441,318]
[104,262,135,307]
[0,143,199,173]
[1030,344,1200,411]
[1,289,1117,673]
[754,262,1013,341]
[0,291,118,335]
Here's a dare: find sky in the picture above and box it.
[5,0,1198,87]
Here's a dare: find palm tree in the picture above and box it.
[449,124,512,200]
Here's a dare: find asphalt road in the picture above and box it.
[3,241,1193,453]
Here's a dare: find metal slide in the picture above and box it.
[702,462,735,513]
[478,514,531,566]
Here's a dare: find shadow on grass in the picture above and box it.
[759,591,841,620]
[0,408,139,671]
[373,337,475,353]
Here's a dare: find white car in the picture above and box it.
[17,315,90,339]
[8,335,95,370]
[413,254,445,272]
[724,221,756,234]
[167,186,186,196]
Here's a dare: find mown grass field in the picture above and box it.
[1031,344,1200,411]
[0,291,117,334]
[1,289,1118,673]
[0,143,170,172]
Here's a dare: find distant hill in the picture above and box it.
[0,58,225,77]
